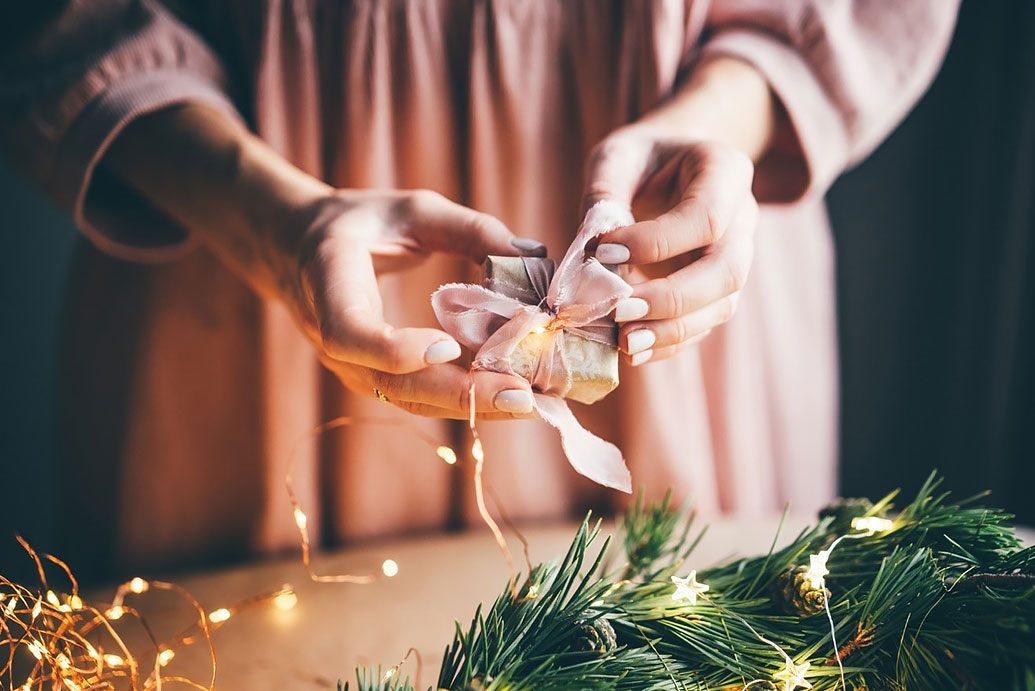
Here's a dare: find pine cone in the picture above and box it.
[818,497,875,532]
[774,565,830,618]
[572,617,618,653]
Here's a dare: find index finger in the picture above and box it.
[596,145,753,265]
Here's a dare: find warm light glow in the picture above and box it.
[851,516,894,534]
[157,648,176,666]
[471,439,484,462]
[105,605,125,620]
[56,653,70,670]
[26,641,44,660]
[31,599,41,620]
[805,551,830,590]
[436,445,458,465]
[46,590,60,607]
[532,326,546,334]
[208,608,232,624]
[68,595,83,610]
[383,667,396,681]
[526,584,539,599]
[381,559,399,578]
[128,577,148,594]
[671,571,710,606]
[293,507,308,530]
[63,679,81,691]
[273,590,298,611]
[85,643,98,661]
[103,654,125,667]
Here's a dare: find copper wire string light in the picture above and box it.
[1,396,533,689]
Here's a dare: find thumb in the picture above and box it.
[581,134,650,214]
[410,190,546,262]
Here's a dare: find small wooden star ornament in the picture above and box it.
[773,658,812,691]
[671,570,709,605]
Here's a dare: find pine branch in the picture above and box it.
[346,474,1035,691]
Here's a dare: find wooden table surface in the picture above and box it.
[88,516,1033,690]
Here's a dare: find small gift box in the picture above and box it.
[482,255,619,405]
[432,200,636,492]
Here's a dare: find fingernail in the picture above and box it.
[425,340,462,365]
[511,237,547,257]
[631,350,653,366]
[626,329,656,354]
[596,243,630,264]
[615,297,649,322]
[494,389,534,414]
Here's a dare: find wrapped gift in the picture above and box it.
[482,255,619,405]
[432,200,636,492]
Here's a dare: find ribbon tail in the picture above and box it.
[534,394,632,493]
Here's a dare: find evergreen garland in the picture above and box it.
[341,473,1035,691]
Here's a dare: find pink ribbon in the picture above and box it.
[431,201,634,492]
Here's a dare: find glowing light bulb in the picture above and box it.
[671,571,710,606]
[68,595,83,610]
[56,653,70,670]
[208,608,232,624]
[851,516,894,534]
[46,590,60,607]
[526,584,539,599]
[381,559,399,578]
[105,605,125,620]
[273,589,298,611]
[471,439,484,462]
[436,446,458,465]
[293,508,308,530]
[63,679,81,691]
[31,599,41,620]
[85,643,99,661]
[5,598,16,614]
[128,577,148,594]
[157,648,176,666]
[104,654,125,667]
[26,641,44,660]
[805,551,830,589]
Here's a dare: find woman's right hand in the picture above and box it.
[288,189,545,419]
[102,104,542,420]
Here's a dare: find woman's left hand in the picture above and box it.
[582,123,759,365]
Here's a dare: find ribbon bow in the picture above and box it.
[431,201,634,492]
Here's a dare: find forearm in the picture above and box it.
[101,103,331,299]
[640,56,776,163]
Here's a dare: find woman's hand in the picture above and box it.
[103,104,543,420]
[582,57,774,365]
[291,189,545,419]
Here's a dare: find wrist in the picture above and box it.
[640,56,775,161]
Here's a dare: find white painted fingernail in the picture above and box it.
[596,243,630,264]
[615,297,649,322]
[494,389,534,414]
[631,350,653,366]
[425,340,462,364]
[626,329,656,354]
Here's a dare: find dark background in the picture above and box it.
[1,0,1033,575]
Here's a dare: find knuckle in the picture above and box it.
[671,316,694,344]
[722,256,748,293]
[646,222,673,262]
[658,276,689,318]
[406,189,443,216]
[714,294,737,324]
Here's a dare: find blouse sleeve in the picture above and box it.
[0,0,245,262]
[698,0,960,203]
